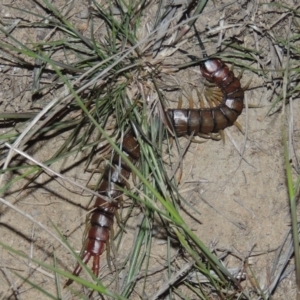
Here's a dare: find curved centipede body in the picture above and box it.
[66,59,243,286]
[65,133,140,287]
[166,58,244,136]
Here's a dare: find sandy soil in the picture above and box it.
[0,0,298,299]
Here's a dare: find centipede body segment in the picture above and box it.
[167,58,244,136]
[65,133,140,286]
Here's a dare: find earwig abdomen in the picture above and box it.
[167,58,245,136]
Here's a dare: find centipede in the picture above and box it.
[66,58,245,286]
[166,58,244,136]
[65,132,140,287]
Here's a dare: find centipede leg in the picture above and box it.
[198,132,222,141]
[92,255,100,276]
[237,69,243,80]
[242,78,252,91]
[196,89,206,109]
[65,251,93,287]
[178,94,183,109]
[188,94,194,109]
[233,121,244,134]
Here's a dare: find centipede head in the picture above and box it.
[199,59,223,82]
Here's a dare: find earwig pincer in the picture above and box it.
[167,58,244,136]
[65,133,140,286]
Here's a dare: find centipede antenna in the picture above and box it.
[177,47,199,62]
[177,25,207,62]
[193,24,207,58]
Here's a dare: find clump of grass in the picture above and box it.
[1,0,300,299]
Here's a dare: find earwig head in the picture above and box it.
[200,59,223,82]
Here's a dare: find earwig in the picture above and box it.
[167,58,244,136]
[65,133,140,287]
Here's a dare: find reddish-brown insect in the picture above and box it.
[166,58,244,136]
[65,133,140,287]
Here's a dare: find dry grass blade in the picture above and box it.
[0,0,300,299]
